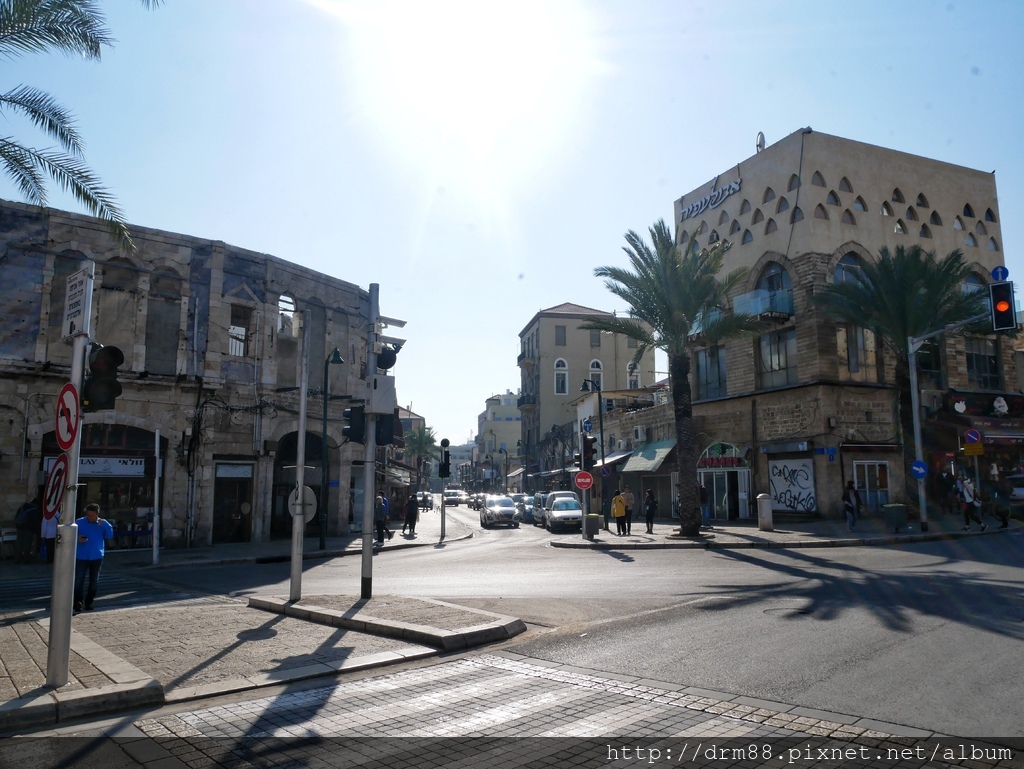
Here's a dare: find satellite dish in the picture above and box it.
[756,131,766,153]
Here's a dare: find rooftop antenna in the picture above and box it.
[756,131,766,153]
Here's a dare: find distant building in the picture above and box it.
[474,390,522,492]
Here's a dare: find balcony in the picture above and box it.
[734,288,794,321]
[517,350,538,367]
[517,393,537,410]
[688,308,723,340]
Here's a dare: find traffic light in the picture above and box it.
[990,281,1017,331]
[583,435,598,470]
[376,413,394,445]
[342,405,365,443]
[82,344,124,412]
[572,451,582,468]
[439,438,451,478]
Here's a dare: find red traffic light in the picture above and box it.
[989,281,1017,332]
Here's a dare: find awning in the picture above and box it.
[621,439,676,474]
[507,467,525,478]
[593,450,632,468]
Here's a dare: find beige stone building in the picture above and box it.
[0,199,393,548]
[473,391,522,492]
[611,128,1017,522]
[517,302,656,488]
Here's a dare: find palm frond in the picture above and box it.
[0,85,83,154]
[0,0,113,60]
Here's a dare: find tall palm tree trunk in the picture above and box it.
[893,361,920,514]
[670,352,701,536]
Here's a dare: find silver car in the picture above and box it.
[480,495,521,529]
[545,497,583,532]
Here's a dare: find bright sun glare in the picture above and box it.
[311,0,599,197]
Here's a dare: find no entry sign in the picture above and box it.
[574,471,594,490]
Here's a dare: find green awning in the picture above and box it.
[621,439,676,473]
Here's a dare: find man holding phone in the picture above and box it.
[74,503,114,612]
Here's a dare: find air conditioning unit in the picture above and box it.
[633,426,645,442]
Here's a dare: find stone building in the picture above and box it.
[0,199,391,549]
[616,128,1017,522]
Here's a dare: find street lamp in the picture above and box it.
[320,347,344,550]
[498,447,508,493]
[484,453,493,492]
[517,439,529,493]
[581,378,607,527]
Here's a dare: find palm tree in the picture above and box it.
[813,244,989,508]
[0,0,161,253]
[404,425,440,493]
[583,219,760,536]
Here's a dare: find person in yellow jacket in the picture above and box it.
[611,490,627,536]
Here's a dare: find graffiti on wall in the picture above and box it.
[768,458,816,512]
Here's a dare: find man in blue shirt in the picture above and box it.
[74,503,114,612]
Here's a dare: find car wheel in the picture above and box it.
[514,522,520,528]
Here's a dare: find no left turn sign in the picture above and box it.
[43,453,70,520]
[55,382,80,452]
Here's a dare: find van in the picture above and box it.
[532,492,549,526]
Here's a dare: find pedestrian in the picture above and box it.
[621,486,634,535]
[403,494,418,536]
[842,480,861,531]
[699,482,711,528]
[14,497,41,563]
[381,494,394,540]
[643,489,658,534]
[41,505,58,564]
[74,503,114,612]
[374,493,388,545]
[935,467,956,516]
[959,477,986,532]
[611,489,627,535]
[994,477,1013,529]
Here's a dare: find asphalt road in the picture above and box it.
[136,506,1024,737]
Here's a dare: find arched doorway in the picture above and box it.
[697,442,751,520]
[270,431,324,539]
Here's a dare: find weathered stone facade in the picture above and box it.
[0,199,379,547]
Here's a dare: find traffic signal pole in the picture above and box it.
[360,284,380,600]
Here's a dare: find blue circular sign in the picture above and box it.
[582,419,593,433]
[600,466,611,478]
[992,265,1009,282]
[965,428,982,444]
[911,461,928,479]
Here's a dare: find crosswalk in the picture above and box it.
[3,573,204,613]
[131,655,987,768]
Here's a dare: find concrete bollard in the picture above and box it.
[757,493,774,532]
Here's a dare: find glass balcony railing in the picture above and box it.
[734,288,794,319]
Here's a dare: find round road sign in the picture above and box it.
[582,418,593,433]
[55,382,80,452]
[574,471,594,490]
[965,428,982,444]
[911,461,928,479]
[43,453,70,520]
[288,485,318,523]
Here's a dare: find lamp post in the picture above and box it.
[517,439,529,493]
[581,378,607,527]
[320,347,344,550]
[484,453,493,492]
[499,447,508,493]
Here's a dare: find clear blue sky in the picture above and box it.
[5,0,1023,444]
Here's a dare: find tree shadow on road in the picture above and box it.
[698,545,1024,637]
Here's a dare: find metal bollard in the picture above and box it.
[756,493,774,532]
[46,523,77,688]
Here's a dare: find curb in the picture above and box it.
[249,595,527,652]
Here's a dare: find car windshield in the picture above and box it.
[553,500,581,510]
[494,498,514,508]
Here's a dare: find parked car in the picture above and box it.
[545,497,584,532]
[480,495,521,529]
[443,489,461,507]
[1005,475,1024,505]
[511,494,533,523]
[458,490,471,506]
[532,493,549,526]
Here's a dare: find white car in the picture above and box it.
[479,495,521,529]
[1005,475,1024,505]
[545,497,584,532]
[443,489,461,506]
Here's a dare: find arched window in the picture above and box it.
[790,207,804,223]
[814,204,828,220]
[930,211,942,226]
[839,177,853,193]
[905,207,918,221]
[953,217,964,231]
[776,196,790,213]
[680,230,689,244]
[708,229,720,243]
[718,209,729,225]
[881,202,894,217]
[826,191,840,206]
[834,253,864,283]
[962,273,984,295]
[966,233,977,247]
[963,203,975,218]
[698,221,708,234]
[765,218,777,234]
[554,358,568,394]
[757,261,793,295]
[740,199,751,215]
[278,294,297,335]
[894,219,907,234]
[853,196,867,212]
[788,174,800,191]
[742,229,753,244]
[752,209,764,224]
[842,209,856,225]
[975,221,987,236]
[988,238,1000,252]
[985,208,997,223]
[811,171,826,187]
[919,224,932,239]
[763,187,775,203]
[916,193,929,207]
[730,220,741,235]
[627,363,640,390]
[891,188,905,204]
[589,360,603,392]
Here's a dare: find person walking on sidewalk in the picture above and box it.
[959,477,986,532]
[643,489,658,534]
[611,490,627,535]
[74,503,114,612]
[842,480,861,531]
[374,493,390,545]
[402,494,418,536]
[14,497,41,563]
[621,486,635,535]
[699,482,711,528]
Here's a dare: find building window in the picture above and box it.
[953,217,964,230]
[853,196,867,212]
[916,193,929,207]
[627,363,640,390]
[695,345,727,399]
[891,188,905,204]
[555,325,566,346]
[826,191,840,206]
[839,177,853,193]
[277,295,296,335]
[554,358,568,394]
[919,224,932,238]
[730,219,741,234]
[765,218,777,234]
[763,187,775,203]
[917,337,944,390]
[788,174,800,191]
[776,196,789,213]
[930,210,942,226]
[814,204,829,220]
[965,336,999,390]
[752,209,764,224]
[589,360,603,391]
[988,238,1000,251]
[842,209,856,225]
[975,221,987,236]
[985,208,997,223]
[229,305,251,357]
[837,324,878,382]
[961,272,984,296]
[718,209,729,225]
[881,202,893,217]
[966,233,977,247]
[740,199,751,215]
[895,219,907,234]
[590,329,601,347]
[790,207,804,223]
[905,207,918,221]
[811,171,826,187]
[963,203,975,218]
[742,229,753,244]
[834,253,864,284]
[757,328,797,389]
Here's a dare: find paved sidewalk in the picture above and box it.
[0,503,1017,736]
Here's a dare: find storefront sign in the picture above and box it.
[44,456,148,477]
[678,177,742,222]
[697,455,747,468]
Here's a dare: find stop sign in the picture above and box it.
[574,471,594,490]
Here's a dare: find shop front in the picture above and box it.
[698,442,752,520]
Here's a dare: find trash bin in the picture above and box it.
[882,503,907,533]
[756,493,773,532]
[583,514,602,540]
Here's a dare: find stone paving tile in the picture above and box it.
[287,594,504,631]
